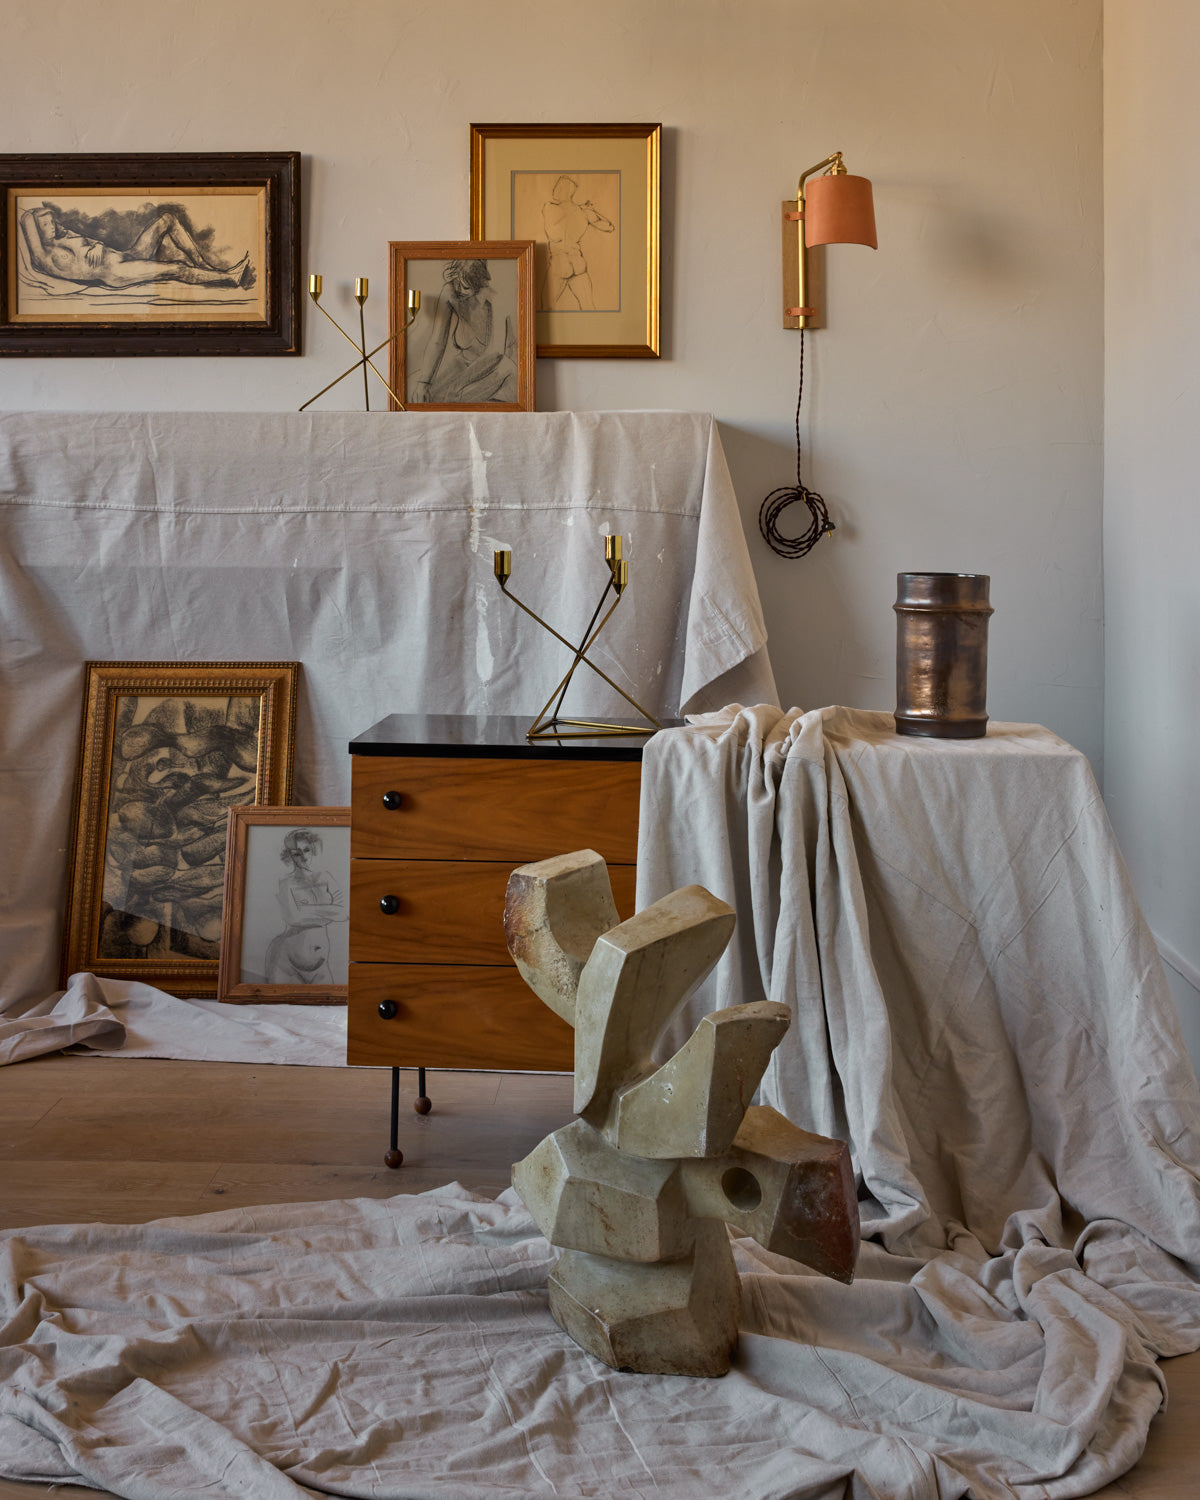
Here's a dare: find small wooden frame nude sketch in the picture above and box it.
[218,807,350,1005]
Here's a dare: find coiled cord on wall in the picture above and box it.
[758,330,836,558]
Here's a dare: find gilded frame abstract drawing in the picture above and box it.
[62,661,298,998]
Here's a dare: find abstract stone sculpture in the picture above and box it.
[505,849,859,1377]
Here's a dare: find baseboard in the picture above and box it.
[1155,931,1200,998]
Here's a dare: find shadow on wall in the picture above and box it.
[717,421,888,716]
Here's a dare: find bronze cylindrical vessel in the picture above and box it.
[894,573,993,739]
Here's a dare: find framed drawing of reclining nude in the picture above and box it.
[0,152,301,355]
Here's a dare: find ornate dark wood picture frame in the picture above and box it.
[62,661,299,998]
[0,152,301,356]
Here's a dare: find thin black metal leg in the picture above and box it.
[383,1066,404,1168]
[390,1067,400,1144]
[414,1064,432,1115]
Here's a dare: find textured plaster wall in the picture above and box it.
[0,0,1104,762]
[1104,0,1200,1059]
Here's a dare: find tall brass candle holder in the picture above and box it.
[493,535,661,741]
[300,276,420,412]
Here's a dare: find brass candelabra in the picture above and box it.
[493,535,661,741]
[299,276,419,412]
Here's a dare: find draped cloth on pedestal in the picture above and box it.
[628,702,1200,1491]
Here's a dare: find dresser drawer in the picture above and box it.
[352,755,641,863]
[351,859,637,965]
[347,963,574,1071]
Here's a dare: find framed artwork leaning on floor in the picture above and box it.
[218,807,350,1006]
[61,661,299,998]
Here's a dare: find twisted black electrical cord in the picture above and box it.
[758,329,836,558]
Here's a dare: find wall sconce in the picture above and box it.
[761,151,877,559]
[782,151,876,329]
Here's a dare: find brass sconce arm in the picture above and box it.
[785,152,845,330]
[783,148,874,331]
[795,151,846,200]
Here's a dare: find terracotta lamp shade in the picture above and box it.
[804,173,877,249]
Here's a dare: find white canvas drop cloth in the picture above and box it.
[0,972,347,1068]
[0,410,775,1055]
[0,1182,1195,1499]
[2,706,1197,1497]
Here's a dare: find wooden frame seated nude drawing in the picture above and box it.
[387,240,535,411]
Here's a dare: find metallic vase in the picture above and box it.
[893,573,993,739]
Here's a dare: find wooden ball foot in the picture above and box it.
[413,1096,432,1115]
[383,1148,404,1169]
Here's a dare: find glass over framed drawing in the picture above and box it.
[219,807,350,1005]
[61,661,298,998]
[0,152,301,355]
[470,123,660,358]
[388,239,535,411]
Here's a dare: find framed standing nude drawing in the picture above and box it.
[62,662,298,998]
[219,808,350,1005]
[0,152,301,355]
[470,123,660,358]
[387,239,535,411]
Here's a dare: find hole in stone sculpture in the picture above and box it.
[721,1166,763,1212]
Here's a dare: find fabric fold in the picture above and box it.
[0,972,348,1068]
[0,972,124,1065]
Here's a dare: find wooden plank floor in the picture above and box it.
[1,1054,1196,1498]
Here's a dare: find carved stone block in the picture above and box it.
[506,850,859,1376]
[513,1116,691,1263]
[548,1220,740,1378]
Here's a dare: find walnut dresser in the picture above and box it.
[348,714,656,1165]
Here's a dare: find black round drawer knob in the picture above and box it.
[377,1000,399,1020]
[379,893,400,915]
[381,790,402,810]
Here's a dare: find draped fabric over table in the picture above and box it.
[0,410,774,1053]
[627,703,1200,1489]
